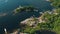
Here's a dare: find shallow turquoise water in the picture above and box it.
[0,0,53,34]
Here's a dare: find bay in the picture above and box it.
[0,0,53,34]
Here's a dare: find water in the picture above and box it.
[0,0,53,34]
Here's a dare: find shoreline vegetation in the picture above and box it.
[4,0,60,34]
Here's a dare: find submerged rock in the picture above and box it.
[0,13,7,17]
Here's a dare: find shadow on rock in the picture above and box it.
[35,30,56,34]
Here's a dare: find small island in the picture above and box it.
[13,6,38,14]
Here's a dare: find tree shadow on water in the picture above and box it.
[35,30,56,34]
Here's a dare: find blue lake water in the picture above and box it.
[0,0,53,34]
